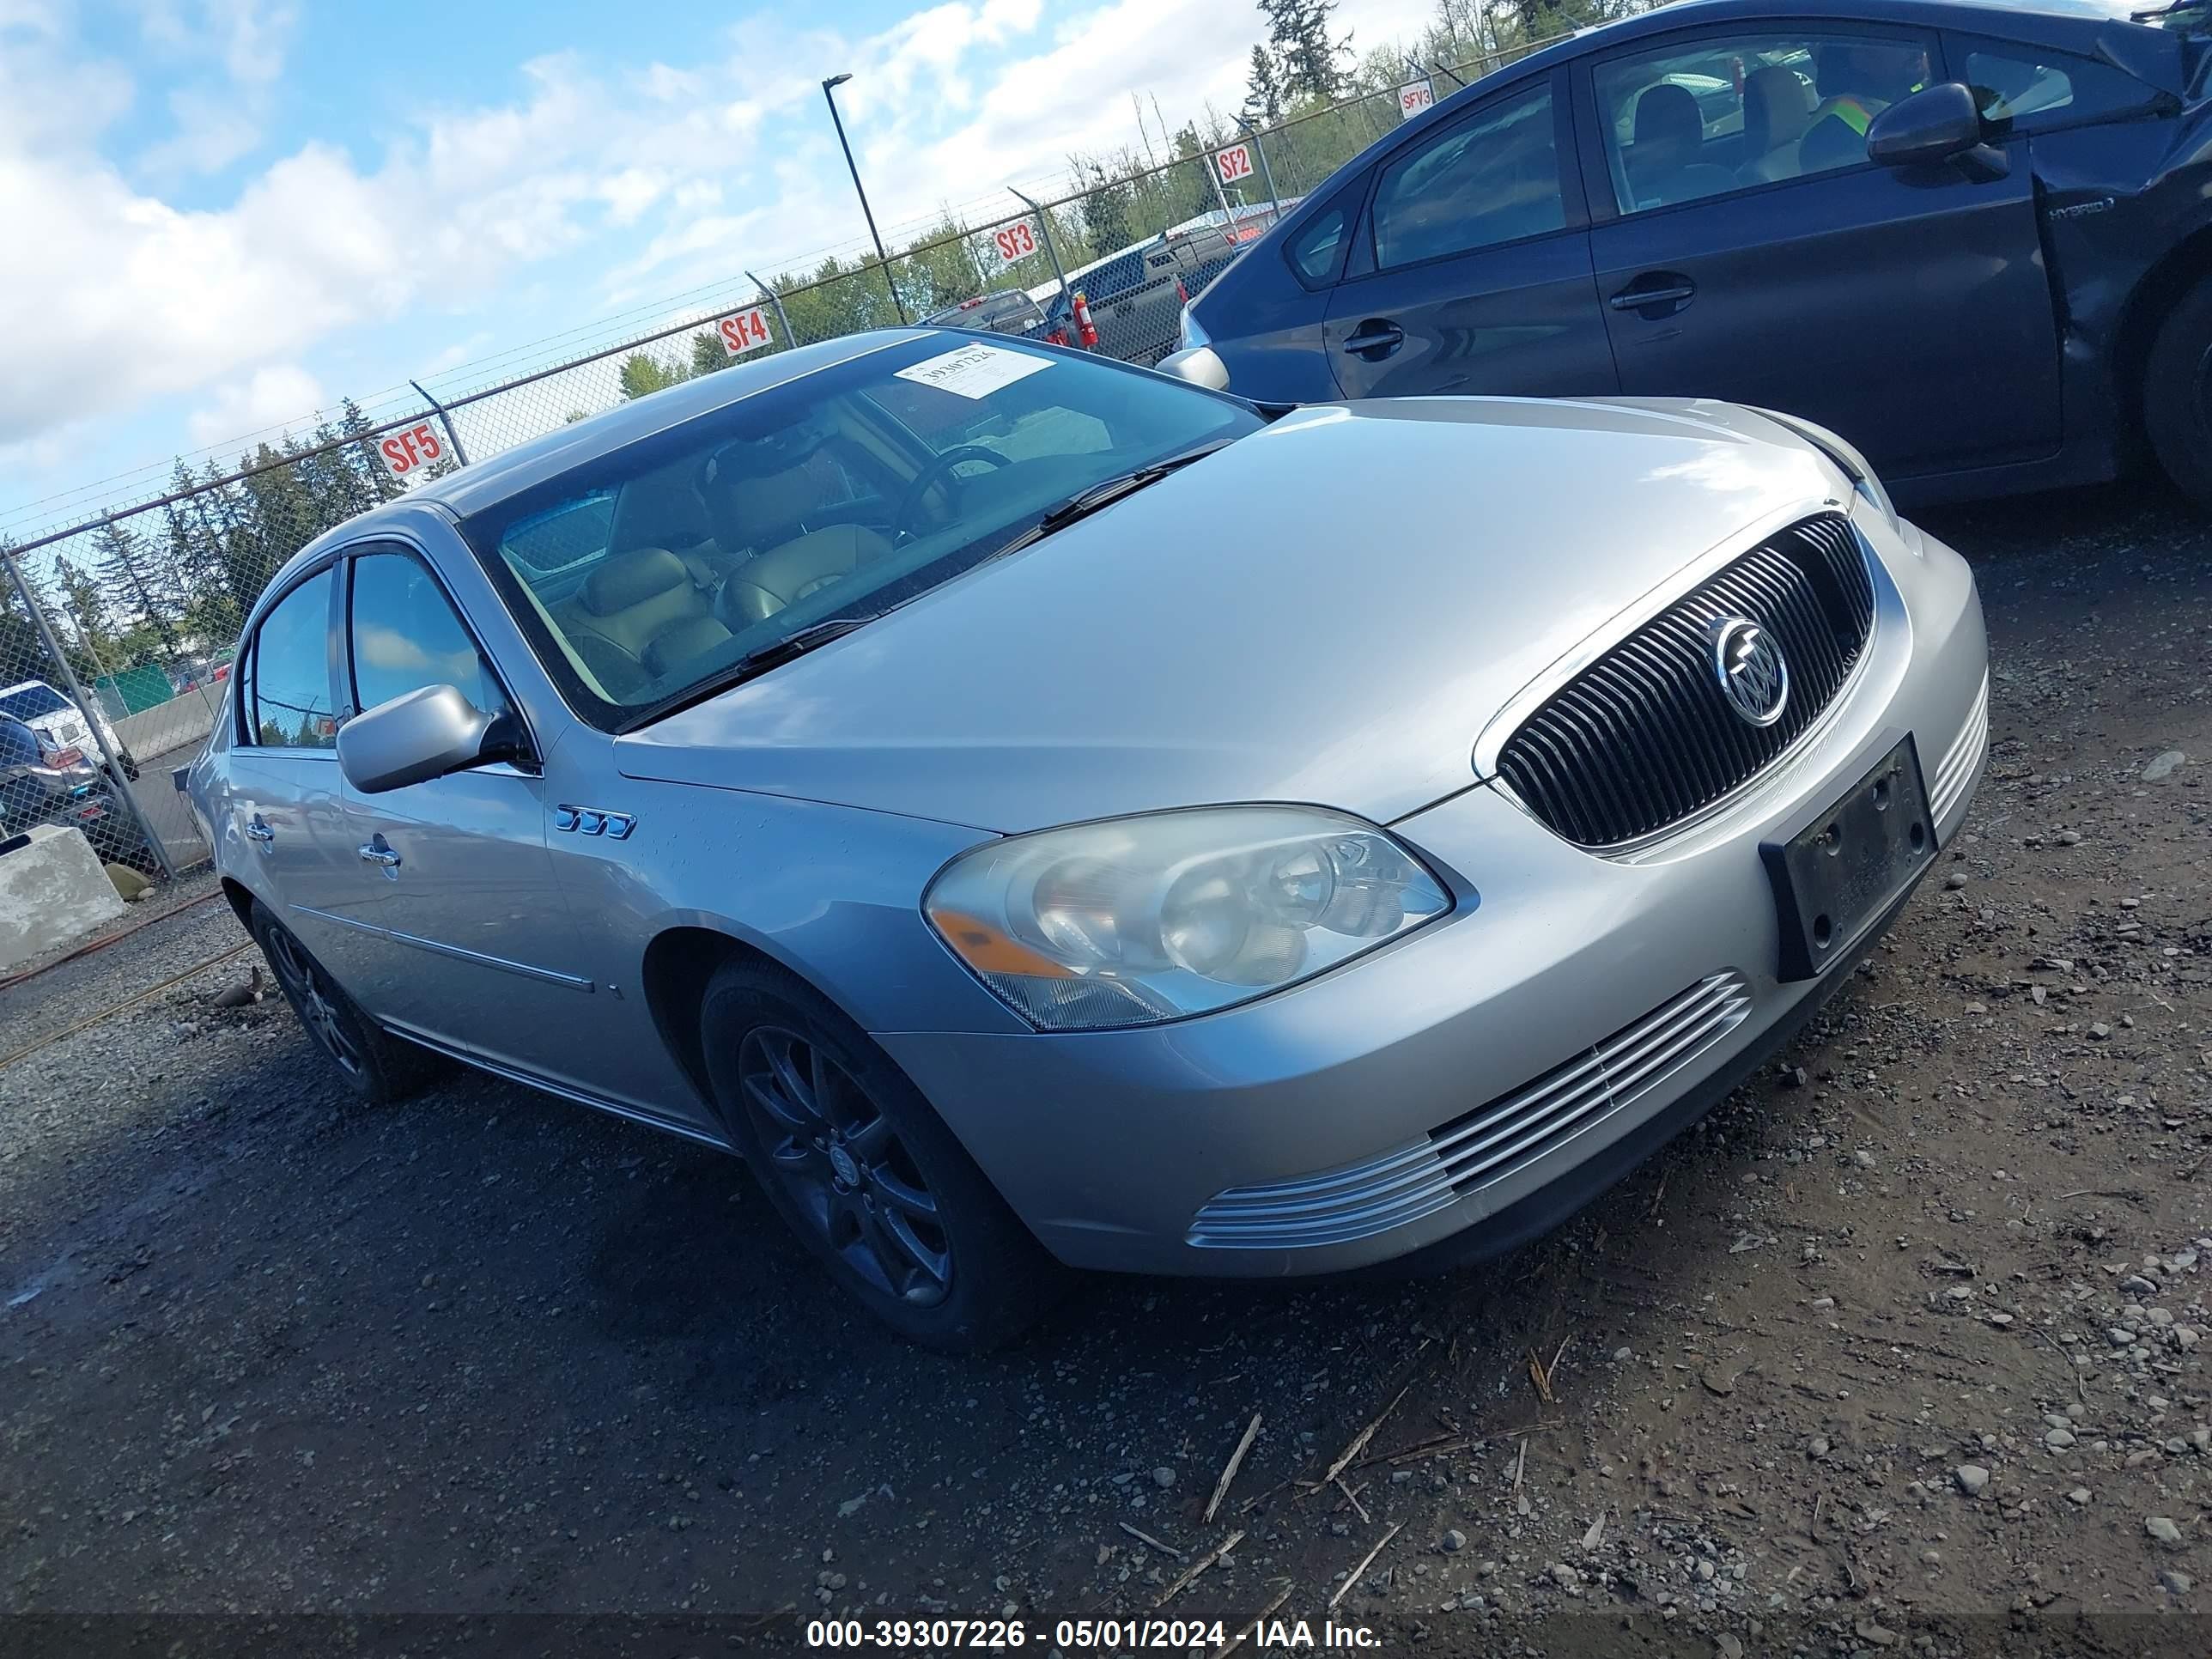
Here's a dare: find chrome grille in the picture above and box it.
[1497,516,1875,847]
[1186,973,1751,1251]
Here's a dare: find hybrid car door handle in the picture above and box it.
[357,837,402,869]
[1343,321,1405,358]
[1609,275,1697,313]
[245,816,274,845]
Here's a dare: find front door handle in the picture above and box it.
[245,816,274,845]
[1343,321,1406,359]
[357,836,402,870]
[1609,275,1697,314]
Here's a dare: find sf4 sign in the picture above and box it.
[992,219,1039,265]
[1398,78,1436,120]
[716,307,773,356]
[378,421,447,480]
[1214,143,1255,186]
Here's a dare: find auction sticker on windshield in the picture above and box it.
[894,342,1050,400]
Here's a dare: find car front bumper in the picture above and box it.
[880,509,1989,1277]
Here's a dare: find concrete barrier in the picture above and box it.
[113,685,222,760]
[0,823,126,972]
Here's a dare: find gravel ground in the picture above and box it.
[3,483,2209,1658]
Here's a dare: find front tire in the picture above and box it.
[700,959,1061,1352]
[248,901,436,1104]
[2145,277,2212,512]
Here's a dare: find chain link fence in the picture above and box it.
[0,22,1604,884]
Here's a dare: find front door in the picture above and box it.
[1325,71,1620,402]
[332,547,607,1093]
[1578,24,2061,481]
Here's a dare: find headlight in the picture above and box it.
[924,805,1454,1031]
[1177,307,1211,352]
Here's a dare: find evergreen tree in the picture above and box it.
[1079,165,1135,255]
[1260,0,1352,101]
[52,555,118,678]
[1245,44,1284,122]
[339,397,404,505]
[617,352,687,401]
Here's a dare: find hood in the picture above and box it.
[617,397,1842,831]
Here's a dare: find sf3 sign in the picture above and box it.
[1213,143,1255,187]
[993,219,1039,264]
[378,421,447,480]
[716,307,773,356]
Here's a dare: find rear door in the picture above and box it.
[1577,22,2062,480]
[1325,70,1620,400]
[226,565,386,990]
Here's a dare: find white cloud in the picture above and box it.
[137,86,262,177]
[138,0,296,86]
[185,364,326,447]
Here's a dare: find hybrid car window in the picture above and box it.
[1370,82,1564,269]
[1961,41,2157,130]
[348,552,510,720]
[249,568,338,750]
[1595,34,1930,213]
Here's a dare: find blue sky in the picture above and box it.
[0,0,1438,539]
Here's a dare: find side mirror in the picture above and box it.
[1154,345,1231,392]
[1867,82,2004,177]
[337,684,523,794]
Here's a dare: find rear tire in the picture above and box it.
[700,959,1063,1352]
[2145,277,2212,512]
[247,900,439,1104]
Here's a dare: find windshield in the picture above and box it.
[459,333,1261,729]
[0,684,71,720]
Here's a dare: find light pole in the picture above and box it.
[821,73,908,325]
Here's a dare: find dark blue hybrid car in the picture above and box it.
[1177,0,2212,507]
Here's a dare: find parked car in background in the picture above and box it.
[1041,225,1253,364]
[1175,0,2212,507]
[0,679,138,779]
[193,327,1984,1349]
[920,289,1048,337]
[0,714,146,869]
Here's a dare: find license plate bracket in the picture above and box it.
[1759,729,1934,982]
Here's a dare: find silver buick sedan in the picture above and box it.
[190,330,1988,1349]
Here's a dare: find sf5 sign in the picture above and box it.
[1214,143,1255,186]
[716,307,773,356]
[379,421,447,480]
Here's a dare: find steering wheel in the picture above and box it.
[892,445,1013,542]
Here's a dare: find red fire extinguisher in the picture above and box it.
[1072,289,1099,350]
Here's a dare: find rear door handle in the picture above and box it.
[245,817,274,845]
[357,836,402,870]
[1609,276,1697,313]
[1342,321,1405,359]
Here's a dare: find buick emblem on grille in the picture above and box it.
[1711,617,1790,727]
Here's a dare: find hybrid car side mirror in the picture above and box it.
[1867,82,2007,180]
[338,684,525,794]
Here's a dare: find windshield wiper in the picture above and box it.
[981,440,1236,565]
[619,613,881,731]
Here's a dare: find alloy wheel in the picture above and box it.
[737,1025,952,1306]
[266,927,364,1079]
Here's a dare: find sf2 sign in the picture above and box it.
[1214,143,1255,187]
[378,421,447,480]
[1398,78,1436,120]
[993,219,1039,265]
[716,307,772,356]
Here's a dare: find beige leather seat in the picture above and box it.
[1741,66,1813,182]
[556,547,732,699]
[704,458,896,627]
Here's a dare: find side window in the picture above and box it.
[348,552,510,718]
[249,568,338,750]
[1288,205,1350,286]
[1370,82,1565,270]
[1961,40,2156,130]
[1595,33,1933,214]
